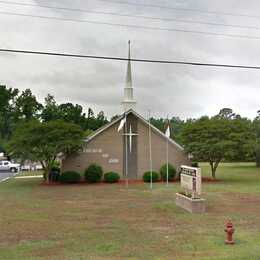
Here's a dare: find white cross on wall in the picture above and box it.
[122,124,138,153]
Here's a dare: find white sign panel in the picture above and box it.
[180,165,202,198]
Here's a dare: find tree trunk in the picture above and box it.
[44,158,56,183]
[209,160,220,179]
[209,162,215,179]
[40,161,49,183]
[211,167,216,179]
[256,144,260,168]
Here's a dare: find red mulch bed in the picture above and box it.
[40,179,175,186]
[202,177,221,183]
[40,177,220,186]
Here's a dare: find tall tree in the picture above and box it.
[41,95,108,131]
[58,103,85,126]
[85,109,108,131]
[181,115,254,179]
[14,89,42,121]
[87,108,94,119]
[41,94,60,122]
[8,120,84,181]
[150,116,185,144]
[95,111,108,129]
[253,111,260,167]
[217,108,236,119]
[0,85,19,140]
[257,110,260,119]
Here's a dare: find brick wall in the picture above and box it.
[137,119,190,178]
[62,121,124,175]
[62,113,190,179]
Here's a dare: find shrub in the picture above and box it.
[85,164,103,183]
[59,171,81,184]
[160,163,176,181]
[143,171,159,182]
[191,162,199,168]
[104,172,120,183]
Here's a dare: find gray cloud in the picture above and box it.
[0,0,259,119]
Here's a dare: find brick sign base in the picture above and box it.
[175,193,206,213]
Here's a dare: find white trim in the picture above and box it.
[0,177,10,183]
[84,109,184,151]
[85,115,124,143]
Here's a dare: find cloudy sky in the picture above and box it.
[1,0,260,119]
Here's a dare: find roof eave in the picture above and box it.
[84,109,184,151]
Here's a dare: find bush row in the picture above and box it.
[59,163,178,184]
[59,164,120,184]
[142,163,176,182]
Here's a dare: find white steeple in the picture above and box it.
[121,40,136,112]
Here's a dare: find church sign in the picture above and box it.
[176,165,205,213]
[180,165,201,198]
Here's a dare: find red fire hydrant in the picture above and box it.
[224,221,235,244]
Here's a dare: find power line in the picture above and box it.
[1,48,260,70]
[2,11,260,40]
[99,0,260,19]
[1,0,260,31]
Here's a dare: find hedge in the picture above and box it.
[84,164,103,183]
[191,162,199,168]
[59,171,81,183]
[104,172,120,183]
[160,163,176,181]
[143,171,159,182]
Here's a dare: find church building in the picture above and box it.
[61,41,190,179]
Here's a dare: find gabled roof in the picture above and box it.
[85,109,184,151]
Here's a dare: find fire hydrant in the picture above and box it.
[224,221,235,244]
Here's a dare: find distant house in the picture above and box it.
[0,153,7,161]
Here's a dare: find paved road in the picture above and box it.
[0,171,15,182]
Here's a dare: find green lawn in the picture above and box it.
[0,163,260,260]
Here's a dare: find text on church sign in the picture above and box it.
[180,165,202,198]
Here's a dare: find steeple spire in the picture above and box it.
[126,40,132,88]
[121,40,136,112]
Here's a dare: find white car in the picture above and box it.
[0,161,20,173]
[21,165,31,171]
[35,165,43,170]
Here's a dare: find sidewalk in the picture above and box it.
[15,175,43,179]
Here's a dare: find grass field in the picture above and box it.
[0,163,260,260]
